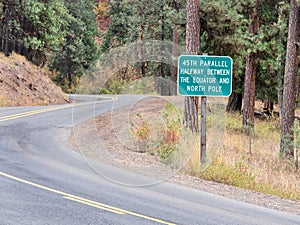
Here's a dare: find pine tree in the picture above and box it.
[0,0,69,66]
[242,0,260,133]
[100,0,186,95]
[196,0,252,112]
[280,0,300,158]
[100,0,132,52]
[50,0,99,92]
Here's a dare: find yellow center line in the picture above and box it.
[0,96,176,224]
[0,171,176,225]
[0,104,72,122]
[0,96,118,122]
[63,196,126,215]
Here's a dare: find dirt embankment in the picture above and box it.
[0,53,67,106]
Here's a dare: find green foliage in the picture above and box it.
[225,113,243,133]
[198,0,289,104]
[0,0,99,92]
[196,157,300,199]
[255,1,288,103]
[95,1,110,19]
[99,79,128,94]
[101,0,291,101]
[130,113,151,140]
[294,123,300,169]
[0,0,69,65]
[156,103,181,159]
[225,111,280,137]
[130,102,182,160]
[50,0,99,92]
[100,0,131,52]
[197,158,256,189]
[100,0,186,85]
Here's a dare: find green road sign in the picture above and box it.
[177,55,233,97]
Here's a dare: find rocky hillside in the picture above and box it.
[0,53,68,106]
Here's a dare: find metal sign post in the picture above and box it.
[201,95,207,164]
[200,53,208,164]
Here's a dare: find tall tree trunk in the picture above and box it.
[280,0,300,158]
[226,92,243,112]
[66,36,72,90]
[297,73,300,103]
[183,0,200,132]
[160,0,167,95]
[171,24,178,96]
[242,0,260,134]
[4,1,11,56]
[0,10,3,52]
[137,5,146,78]
[226,77,243,112]
[170,0,180,96]
[184,96,199,132]
[263,98,273,112]
[243,54,257,128]
[161,0,165,77]
[277,54,284,117]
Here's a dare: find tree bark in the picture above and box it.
[280,0,300,158]
[184,96,200,132]
[160,0,165,79]
[297,72,300,104]
[4,1,11,56]
[183,0,200,132]
[277,54,284,117]
[170,0,180,96]
[171,25,178,96]
[226,92,243,112]
[137,5,146,78]
[242,0,260,134]
[226,76,243,112]
[0,8,3,52]
[160,0,167,95]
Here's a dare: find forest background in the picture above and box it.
[0,0,300,199]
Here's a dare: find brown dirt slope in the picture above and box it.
[0,53,68,106]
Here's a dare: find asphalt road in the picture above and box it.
[0,95,300,225]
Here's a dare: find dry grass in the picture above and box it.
[129,98,300,200]
[188,113,300,200]
[0,94,12,106]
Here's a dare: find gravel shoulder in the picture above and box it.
[70,96,300,215]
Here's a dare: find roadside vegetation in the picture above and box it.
[130,102,300,200]
[195,112,300,200]
[130,102,183,159]
[0,95,11,107]
[1,0,299,201]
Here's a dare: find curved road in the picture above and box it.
[0,95,299,225]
